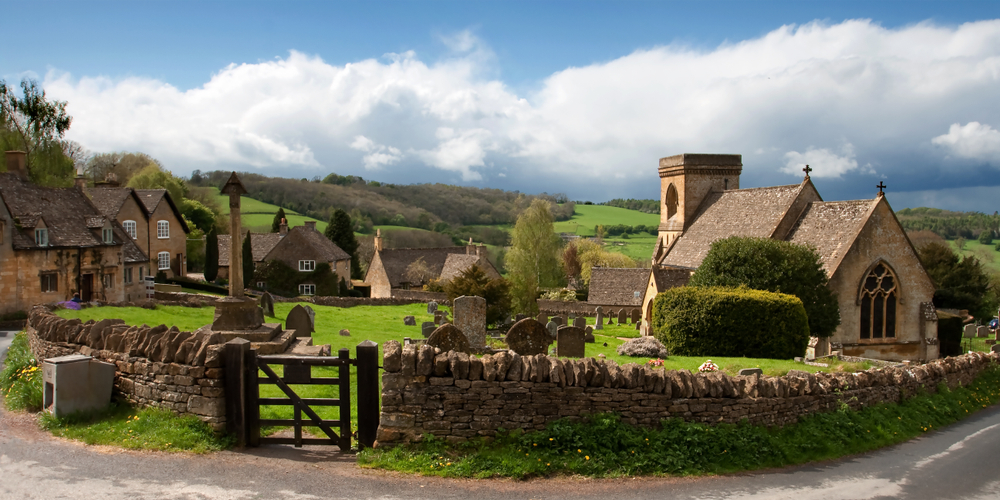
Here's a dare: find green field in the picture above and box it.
[554,204,660,237]
[949,240,1000,275]
[208,187,329,233]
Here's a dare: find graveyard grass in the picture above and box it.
[359,364,1000,478]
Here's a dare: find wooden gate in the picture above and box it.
[224,339,380,451]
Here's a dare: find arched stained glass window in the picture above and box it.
[860,263,897,339]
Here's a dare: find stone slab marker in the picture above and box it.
[259,292,274,317]
[427,302,438,314]
[421,322,436,338]
[545,320,558,339]
[964,324,976,338]
[584,326,595,343]
[556,326,586,358]
[630,309,641,324]
[618,309,627,325]
[594,306,604,330]
[978,326,989,338]
[426,324,471,353]
[454,295,487,349]
[285,304,314,338]
[515,313,527,322]
[573,316,586,328]
[505,318,552,356]
[403,316,416,326]
[537,313,548,325]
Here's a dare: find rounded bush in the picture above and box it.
[652,286,810,359]
[616,336,669,358]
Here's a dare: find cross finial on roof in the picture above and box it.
[876,181,886,196]
[802,165,812,178]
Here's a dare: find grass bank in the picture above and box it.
[359,364,1000,478]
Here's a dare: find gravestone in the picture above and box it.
[630,309,641,324]
[515,313,527,322]
[545,320,558,339]
[422,322,436,338]
[426,324,471,353]
[559,315,569,327]
[305,306,315,328]
[594,306,604,330]
[573,316,586,328]
[505,318,552,356]
[739,368,763,376]
[635,322,641,331]
[584,326,595,343]
[537,313,547,325]
[454,295,487,349]
[551,316,563,327]
[556,326,586,358]
[964,324,977,338]
[607,316,614,325]
[339,329,350,336]
[403,315,416,326]
[259,292,275,317]
[617,309,627,325]
[978,326,989,338]
[285,304,314,338]
[434,310,445,326]
[568,314,576,325]
[427,302,438,314]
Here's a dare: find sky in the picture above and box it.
[3,0,1000,212]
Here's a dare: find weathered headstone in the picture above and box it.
[607,316,614,325]
[739,368,763,376]
[594,306,604,330]
[285,304,314,338]
[403,315,416,326]
[573,316,586,328]
[434,310,445,326]
[978,326,989,338]
[964,324,977,338]
[568,314,576,324]
[259,292,275,317]
[545,320,558,338]
[584,326,595,343]
[505,319,552,356]
[427,302,438,314]
[339,329,350,336]
[630,309,641,324]
[617,309,627,325]
[454,295,487,349]
[551,316,563,327]
[426,324,471,353]
[635,321,641,331]
[422,322,436,338]
[515,313,527,322]
[556,326,586,358]
[304,305,315,327]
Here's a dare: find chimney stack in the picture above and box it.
[279,218,288,236]
[304,220,316,231]
[374,229,383,252]
[74,166,87,190]
[466,237,475,255]
[5,151,27,179]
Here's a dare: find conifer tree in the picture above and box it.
[204,228,219,282]
[242,230,254,290]
[325,209,361,278]
[271,208,287,233]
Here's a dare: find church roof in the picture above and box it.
[786,199,877,272]
[588,267,651,306]
[650,266,693,291]
[660,184,804,268]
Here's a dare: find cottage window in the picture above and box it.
[123,220,137,239]
[124,267,133,284]
[35,228,48,247]
[158,252,171,270]
[138,267,144,281]
[40,272,58,293]
[102,272,115,289]
[257,281,265,289]
[102,228,114,244]
[860,263,897,340]
[157,220,169,239]
[299,284,316,296]
[299,260,316,272]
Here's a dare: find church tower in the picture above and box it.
[654,154,742,259]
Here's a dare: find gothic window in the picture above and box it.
[665,183,678,219]
[860,263,897,339]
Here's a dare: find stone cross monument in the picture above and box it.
[212,172,264,331]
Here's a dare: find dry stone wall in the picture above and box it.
[377,342,997,445]
[25,306,228,432]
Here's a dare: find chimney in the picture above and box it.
[466,237,475,255]
[74,166,87,189]
[374,228,383,252]
[5,151,27,179]
[304,220,316,231]
[279,217,288,236]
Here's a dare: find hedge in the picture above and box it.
[651,286,810,359]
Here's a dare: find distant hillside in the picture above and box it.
[897,207,999,240]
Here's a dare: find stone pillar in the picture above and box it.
[454,295,486,349]
[221,172,248,298]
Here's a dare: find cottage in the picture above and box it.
[587,267,652,316]
[644,153,938,362]
[365,231,500,298]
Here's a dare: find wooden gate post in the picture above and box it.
[355,340,380,449]
[338,348,352,450]
[224,339,251,447]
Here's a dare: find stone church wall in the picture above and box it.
[24,306,227,432]
[376,342,995,445]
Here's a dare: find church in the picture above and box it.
[641,154,939,362]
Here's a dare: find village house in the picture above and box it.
[587,267,652,316]
[0,151,147,314]
[365,230,501,298]
[216,220,352,295]
[641,153,938,362]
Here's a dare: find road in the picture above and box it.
[2,332,1000,499]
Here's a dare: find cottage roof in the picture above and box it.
[0,173,129,250]
[786,199,877,272]
[134,189,190,233]
[87,187,148,219]
[373,247,472,287]
[218,227,350,267]
[121,236,149,264]
[218,233,280,266]
[588,267,651,306]
[660,184,804,269]
[439,254,484,282]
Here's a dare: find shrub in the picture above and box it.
[616,336,669,358]
[651,286,810,359]
[444,265,512,327]
[1,332,43,411]
[936,311,964,357]
[689,236,840,338]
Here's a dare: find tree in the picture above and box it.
[204,229,219,282]
[979,230,994,245]
[86,151,159,186]
[404,257,435,286]
[689,236,841,338]
[0,78,72,183]
[127,164,188,205]
[271,208,287,233]
[444,265,512,327]
[506,199,563,315]
[180,198,216,234]
[325,209,361,278]
[571,238,637,286]
[563,243,581,284]
[918,242,994,320]
[242,231,254,290]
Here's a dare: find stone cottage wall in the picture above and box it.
[25,306,227,432]
[376,342,996,444]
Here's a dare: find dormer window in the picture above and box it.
[35,228,48,247]
[123,220,137,239]
[102,228,114,244]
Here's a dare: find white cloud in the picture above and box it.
[932,122,1000,165]
[782,144,863,178]
[44,19,1000,200]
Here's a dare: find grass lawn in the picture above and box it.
[602,234,657,262]
[207,187,328,233]
[949,240,1000,275]
[554,205,660,237]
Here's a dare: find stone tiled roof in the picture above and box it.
[438,254,501,282]
[218,228,350,267]
[375,247,472,287]
[650,266,693,292]
[218,233,281,266]
[88,187,146,219]
[0,173,126,250]
[660,184,803,268]
[786,199,876,272]
[588,267,651,306]
[135,189,190,233]
[121,236,148,264]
